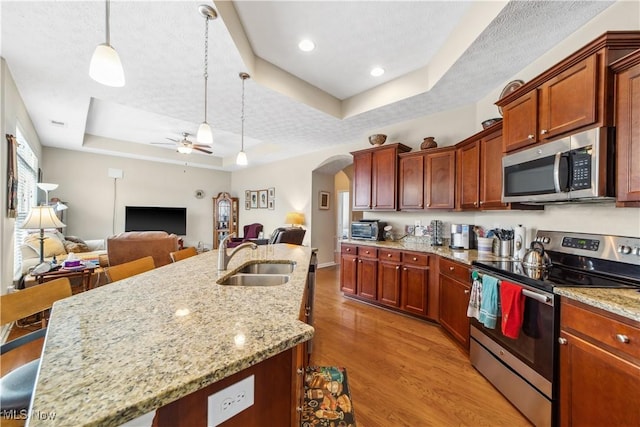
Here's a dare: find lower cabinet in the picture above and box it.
[558,297,640,426]
[400,252,433,318]
[357,247,378,300]
[339,244,358,295]
[378,249,401,307]
[438,257,471,351]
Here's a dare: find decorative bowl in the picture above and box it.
[481,117,502,129]
[420,137,438,150]
[368,134,387,146]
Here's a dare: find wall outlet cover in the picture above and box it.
[207,375,254,426]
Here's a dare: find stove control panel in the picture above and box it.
[536,230,640,266]
[562,237,600,251]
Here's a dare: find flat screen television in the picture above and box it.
[125,206,187,236]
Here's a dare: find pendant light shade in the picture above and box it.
[236,72,250,166]
[197,5,217,145]
[90,0,125,87]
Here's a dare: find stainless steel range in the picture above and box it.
[470,230,640,427]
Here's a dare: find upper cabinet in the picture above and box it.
[351,143,411,211]
[399,151,426,210]
[498,31,640,154]
[612,49,640,207]
[425,147,456,210]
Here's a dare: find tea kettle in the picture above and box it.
[522,241,552,269]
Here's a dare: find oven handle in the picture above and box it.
[522,288,551,304]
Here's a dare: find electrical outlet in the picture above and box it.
[207,375,254,426]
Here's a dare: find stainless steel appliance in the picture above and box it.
[471,230,640,427]
[450,224,475,249]
[351,220,386,241]
[502,127,615,204]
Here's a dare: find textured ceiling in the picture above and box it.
[0,1,615,171]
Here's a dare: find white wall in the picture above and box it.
[1,59,44,293]
[311,170,336,266]
[41,148,231,248]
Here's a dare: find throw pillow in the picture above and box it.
[24,232,67,258]
[65,235,87,245]
[64,240,91,253]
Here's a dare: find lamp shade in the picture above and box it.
[285,212,305,227]
[177,145,193,154]
[21,206,66,230]
[89,43,125,87]
[236,150,248,166]
[197,122,213,145]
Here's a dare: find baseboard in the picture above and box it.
[318,261,336,269]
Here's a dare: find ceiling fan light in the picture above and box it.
[90,43,125,87]
[196,122,213,144]
[177,145,193,154]
[236,150,248,166]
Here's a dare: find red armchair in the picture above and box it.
[227,223,264,248]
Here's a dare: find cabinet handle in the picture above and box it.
[464,289,470,294]
[449,266,455,271]
[418,203,423,207]
[388,253,392,257]
[297,368,304,375]
[365,250,370,254]
[479,201,484,205]
[346,248,351,252]
[412,257,417,261]
[396,266,400,270]
[296,406,303,413]
[403,267,407,271]
[427,203,431,207]
[528,134,535,140]
[353,259,357,262]
[540,129,548,135]
[358,260,362,263]
[558,337,568,345]
[616,334,630,344]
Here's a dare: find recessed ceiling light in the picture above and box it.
[298,39,315,52]
[371,67,385,77]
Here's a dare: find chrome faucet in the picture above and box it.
[217,233,258,270]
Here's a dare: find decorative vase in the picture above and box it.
[421,137,437,150]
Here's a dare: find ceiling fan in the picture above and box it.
[151,132,213,154]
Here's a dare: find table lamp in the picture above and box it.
[285,212,305,228]
[21,205,66,270]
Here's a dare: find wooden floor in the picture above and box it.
[310,265,531,427]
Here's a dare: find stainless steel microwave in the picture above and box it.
[351,220,386,241]
[502,127,615,204]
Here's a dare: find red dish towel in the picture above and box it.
[500,281,525,339]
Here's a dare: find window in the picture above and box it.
[13,126,38,278]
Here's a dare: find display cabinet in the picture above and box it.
[213,192,239,249]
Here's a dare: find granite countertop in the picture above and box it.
[554,287,640,323]
[28,244,315,427]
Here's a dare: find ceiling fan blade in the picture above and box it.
[166,137,179,142]
[193,144,212,148]
[151,142,176,146]
[193,147,213,154]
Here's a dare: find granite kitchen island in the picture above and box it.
[27,244,315,427]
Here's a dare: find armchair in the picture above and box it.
[268,227,306,245]
[227,223,264,248]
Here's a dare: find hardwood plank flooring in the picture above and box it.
[310,266,531,427]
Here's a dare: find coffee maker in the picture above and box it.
[450,224,476,249]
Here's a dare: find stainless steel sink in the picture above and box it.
[237,261,296,275]
[218,273,290,286]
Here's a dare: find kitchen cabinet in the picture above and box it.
[351,143,411,211]
[438,257,471,351]
[425,147,456,210]
[558,297,640,426]
[399,151,426,211]
[401,251,434,318]
[212,192,238,249]
[498,32,640,154]
[612,49,640,207]
[339,244,358,295]
[378,249,402,307]
[356,246,378,300]
[457,138,481,210]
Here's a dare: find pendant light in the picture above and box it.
[89,0,125,87]
[196,5,217,145]
[236,72,250,166]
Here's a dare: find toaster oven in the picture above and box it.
[351,220,386,241]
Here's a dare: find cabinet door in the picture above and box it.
[616,59,640,205]
[399,154,425,210]
[352,151,372,210]
[480,130,507,208]
[558,331,640,426]
[372,147,398,210]
[539,55,597,141]
[357,258,378,300]
[439,275,471,350]
[503,90,538,153]
[340,254,358,295]
[426,149,456,209]
[378,260,401,307]
[401,264,429,317]
[457,140,480,210]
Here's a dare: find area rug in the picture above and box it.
[302,366,356,426]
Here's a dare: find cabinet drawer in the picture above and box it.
[402,251,430,266]
[439,257,470,282]
[379,249,401,262]
[562,299,640,360]
[358,246,378,259]
[341,244,358,255]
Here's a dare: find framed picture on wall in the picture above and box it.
[245,200,251,210]
[268,187,275,200]
[250,191,258,208]
[268,200,274,210]
[245,190,250,201]
[319,191,330,210]
[258,190,268,208]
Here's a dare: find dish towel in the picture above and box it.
[478,274,500,329]
[500,280,525,339]
[466,278,482,320]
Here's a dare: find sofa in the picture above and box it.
[106,231,179,267]
[20,231,107,276]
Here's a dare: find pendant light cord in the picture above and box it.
[203,15,209,123]
[105,0,111,46]
[241,75,245,152]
